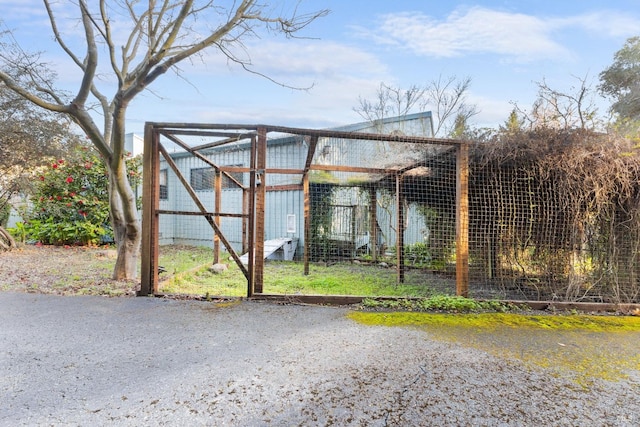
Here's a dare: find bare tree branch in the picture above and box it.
[514,75,602,131]
[217,41,315,90]
[74,1,99,108]
[1,0,329,280]
[423,75,478,137]
[354,83,425,124]
[99,0,125,87]
[0,69,67,113]
[354,77,478,137]
[43,1,85,72]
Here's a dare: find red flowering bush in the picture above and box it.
[16,147,141,246]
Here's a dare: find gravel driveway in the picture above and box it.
[0,292,638,426]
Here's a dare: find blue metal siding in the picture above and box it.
[157,112,436,253]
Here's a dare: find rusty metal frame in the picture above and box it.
[139,122,469,298]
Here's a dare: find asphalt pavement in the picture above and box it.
[0,292,638,426]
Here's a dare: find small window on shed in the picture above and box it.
[190,166,244,191]
[191,167,214,191]
[159,169,168,200]
[221,165,244,188]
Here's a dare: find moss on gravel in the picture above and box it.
[349,311,640,331]
[348,312,640,387]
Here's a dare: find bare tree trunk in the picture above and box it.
[108,110,140,280]
[109,168,141,280]
[1,0,329,282]
[0,225,17,251]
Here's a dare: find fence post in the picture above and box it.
[302,135,318,276]
[214,169,222,264]
[242,188,249,255]
[247,135,257,297]
[254,127,267,293]
[140,123,159,296]
[303,173,310,275]
[456,142,470,297]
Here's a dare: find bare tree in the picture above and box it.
[513,75,603,131]
[354,76,478,137]
[0,0,328,280]
[355,82,426,129]
[422,75,478,137]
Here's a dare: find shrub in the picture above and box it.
[12,146,141,246]
[405,242,432,265]
[0,202,9,227]
[361,295,514,313]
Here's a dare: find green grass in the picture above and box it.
[157,248,445,297]
[360,295,514,312]
[158,245,214,276]
[263,262,437,296]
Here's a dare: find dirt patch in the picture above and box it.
[0,245,138,296]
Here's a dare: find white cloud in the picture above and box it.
[360,6,640,63]
[125,44,388,130]
[553,11,640,38]
[0,0,44,20]
[197,40,389,82]
[466,93,515,128]
[171,72,385,129]
[362,7,568,62]
[188,39,392,124]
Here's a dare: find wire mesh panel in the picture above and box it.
[141,122,640,303]
[468,131,640,304]
[145,131,248,296]
[141,121,467,299]
[288,152,460,298]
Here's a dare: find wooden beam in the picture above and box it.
[456,143,470,297]
[191,132,256,151]
[156,210,245,218]
[247,135,258,297]
[140,123,160,296]
[242,189,249,255]
[301,136,318,274]
[161,129,254,139]
[309,164,389,174]
[185,166,305,175]
[303,173,310,275]
[213,169,222,264]
[254,127,268,293]
[218,166,251,173]
[148,122,463,146]
[264,168,304,175]
[265,184,304,192]
[303,136,319,173]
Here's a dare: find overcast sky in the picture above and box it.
[1,0,639,135]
